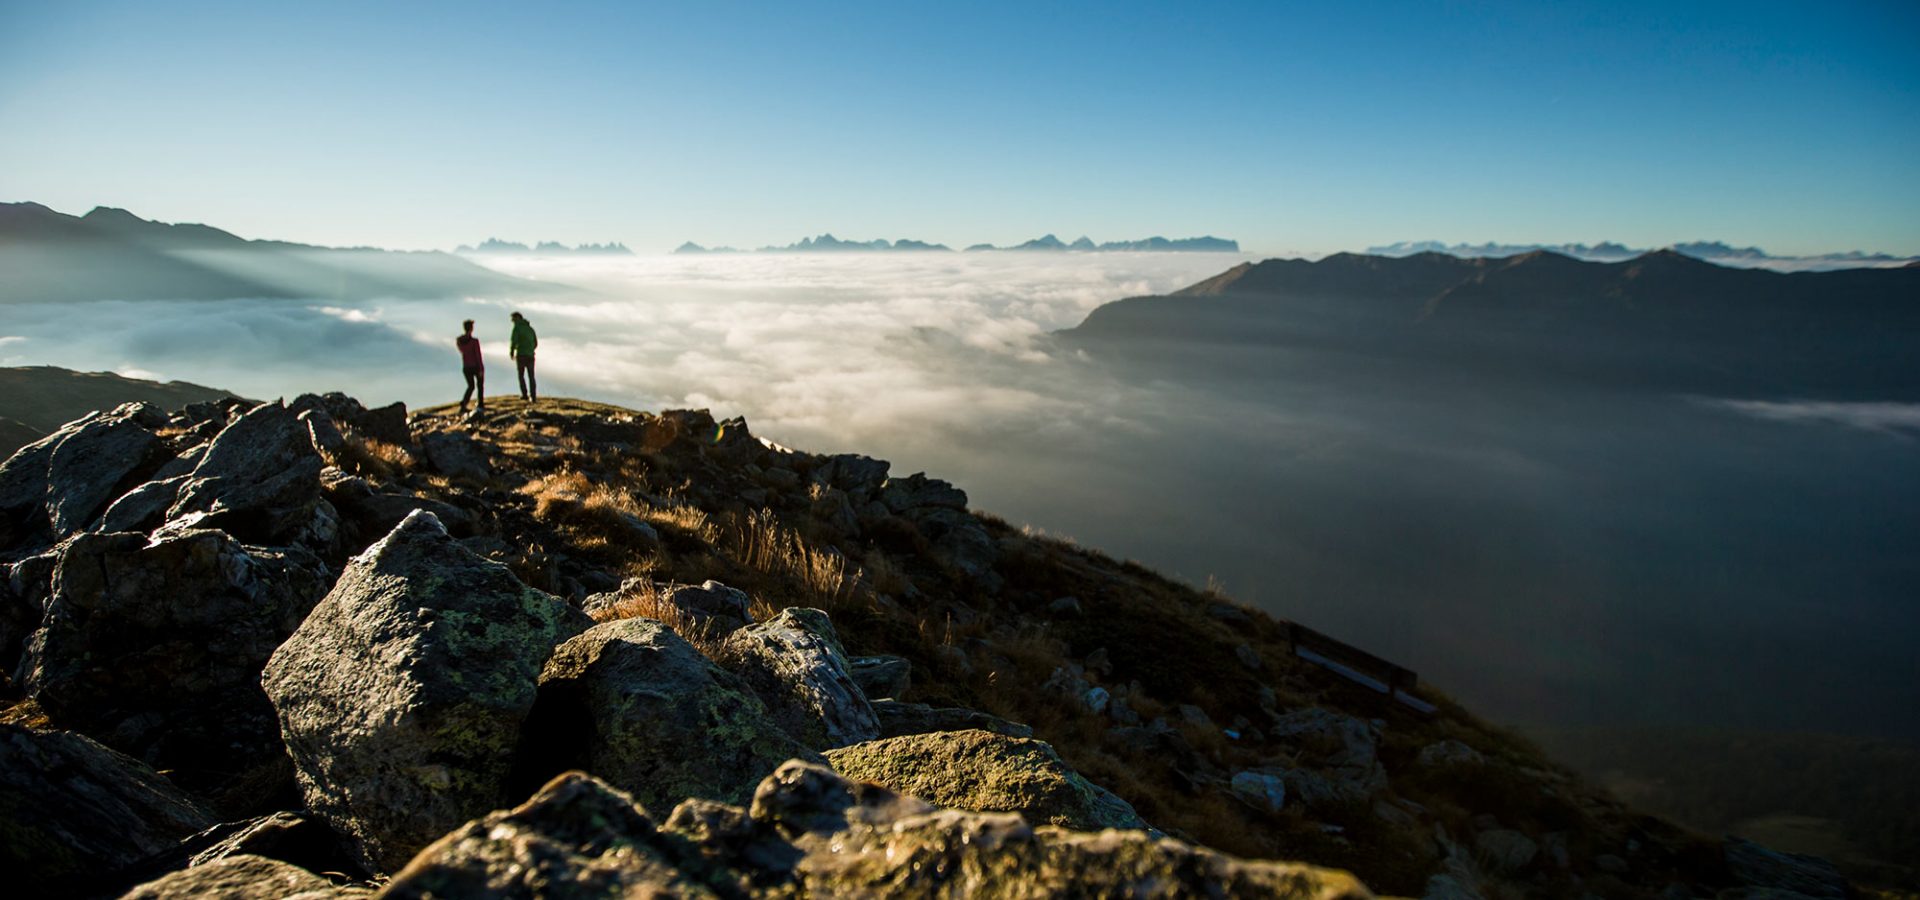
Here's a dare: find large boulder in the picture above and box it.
[722,607,879,750]
[16,528,329,786]
[0,424,72,549]
[260,510,590,873]
[384,763,1373,899]
[167,401,328,545]
[823,729,1148,832]
[0,723,216,896]
[43,402,173,535]
[419,431,489,482]
[521,617,815,813]
[119,854,363,900]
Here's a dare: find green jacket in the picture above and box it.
[509,319,538,357]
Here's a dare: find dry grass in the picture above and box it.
[716,508,859,613]
[589,579,731,659]
[334,434,415,480]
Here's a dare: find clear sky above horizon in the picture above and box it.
[2,0,1915,256]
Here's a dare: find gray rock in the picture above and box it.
[94,475,187,534]
[1418,739,1486,769]
[872,700,1033,739]
[315,393,409,447]
[0,723,216,893]
[721,607,879,750]
[1269,707,1388,798]
[660,579,755,631]
[168,401,326,545]
[1474,829,1538,873]
[120,853,359,900]
[848,654,911,700]
[1723,836,1848,899]
[1594,853,1630,874]
[1230,769,1287,813]
[525,617,816,812]
[908,506,1000,586]
[1235,642,1263,670]
[1047,595,1082,616]
[878,472,968,513]
[261,510,589,873]
[385,762,1372,899]
[319,471,476,541]
[419,431,489,482]
[18,529,329,784]
[824,729,1149,832]
[1178,703,1215,728]
[760,465,800,490]
[44,402,172,535]
[812,453,890,497]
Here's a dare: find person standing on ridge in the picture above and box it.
[456,319,485,417]
[509,310,538,404]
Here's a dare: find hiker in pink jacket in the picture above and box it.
[456,319,485,417]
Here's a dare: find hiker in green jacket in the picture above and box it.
[509,311,538,404]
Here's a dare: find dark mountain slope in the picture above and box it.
[1064,250,1920,397]
[0,203,558,303]
[0,366,237,456]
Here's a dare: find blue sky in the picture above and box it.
[2,0,1915,255]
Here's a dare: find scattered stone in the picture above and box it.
[1235,642,1263,671]
[1474,829,1539,873]
[848,654,911,700]
[661,579,755,632]
[722,607,879,750]
[1722,836,1848,900]
[1418,739,1486,769]
[1178,703,1214,728]
[1268,707,1388,800]
[1047,595,1082,616]
[524,617,815,813]
[19,528,329,783]
[260,511,589,873]
[871,700,1033,739]
[0,723,216,893]
[1230,769,1288,813]
[419,431,490,482]
[824,728,1148,832]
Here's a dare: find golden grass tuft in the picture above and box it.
[589,579,730,659]
[334,434,416,480]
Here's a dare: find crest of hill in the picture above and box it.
[0,366,238,456]
[0,388,1868,898]
[0,202,562,304]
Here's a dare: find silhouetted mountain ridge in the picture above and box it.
[1066,250,1920,397]
[0,202,557,304]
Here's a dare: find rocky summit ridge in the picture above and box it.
[0,393,1859,898]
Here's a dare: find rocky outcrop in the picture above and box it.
[16,528,329,783]
[824,729,1147,832]
[1267,707,1389,806]
[260,511,589,873]
[385,763,1372,899]
[120,853,363,900]
[0,723,216,894]
[419,431,489,482]
[43,402,172,535]
[722,607,879,750]
[167,400,329,546]
[1723,836,1850,899]
[521,617,813,813]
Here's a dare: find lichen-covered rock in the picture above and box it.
[849,654,911,700]
[871,700,1033,739]
[167,401,327,545]
[722,607,879,750]
[824,729,1147,832]
[119,853,362,900]
[0,723,215,894]
[387,762,1372,899]
[17,528,329,785]
[522,617,814,813]
[382,772,719,899]
[260,510,590,873]
[44,402,172,535]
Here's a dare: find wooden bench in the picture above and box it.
[1284,621,1436,715]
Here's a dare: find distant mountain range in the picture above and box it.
[1062,250,1920,398]
[674,233,1239,254]
[1367,240,1918,271]
[0,202,552,304]
[455,238,632,256]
